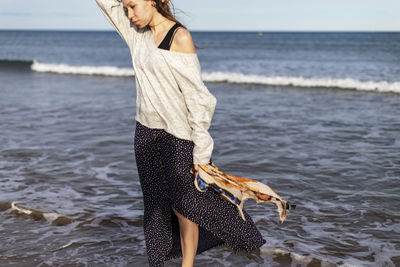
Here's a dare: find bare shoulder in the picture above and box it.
[170,27,196,54]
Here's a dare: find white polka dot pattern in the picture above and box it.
[134,121,266,266]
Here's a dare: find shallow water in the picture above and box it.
[1,67,399,266]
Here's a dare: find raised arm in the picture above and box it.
[95,0,137,47]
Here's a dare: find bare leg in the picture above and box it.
[172,207,199,267]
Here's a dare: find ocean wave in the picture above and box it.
[260,246,362,267]
[0,201,143,230]
[31,60,134,77]
[202,72,400,94]
[0,59,33,71]
[0,202,74,226]
[16,60,400,94]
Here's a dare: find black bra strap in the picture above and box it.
[158,23,183,51]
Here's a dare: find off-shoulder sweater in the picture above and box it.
[96,0,217,164]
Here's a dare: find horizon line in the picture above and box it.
[1,28,400,33]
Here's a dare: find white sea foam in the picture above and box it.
[260,246,337,266]
[31,60,135,77]
[202,71,400,93]
[30,61,400,93]
[11,202,32,215]
[4,202,74,225]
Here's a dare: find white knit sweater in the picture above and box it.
[96,0,217,164]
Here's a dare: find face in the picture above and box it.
[122,0,155,28]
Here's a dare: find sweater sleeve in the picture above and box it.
[95,0,137,48]
[165,53,217,164]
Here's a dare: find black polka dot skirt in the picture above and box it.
[134,120,266,266]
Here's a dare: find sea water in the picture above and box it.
[0,30,399,266]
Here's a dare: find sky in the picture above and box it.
[0,0,399,31]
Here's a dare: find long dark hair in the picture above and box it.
[152,0,186,28]
[152,0,208,49]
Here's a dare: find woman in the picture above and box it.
[95,0,266,266]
